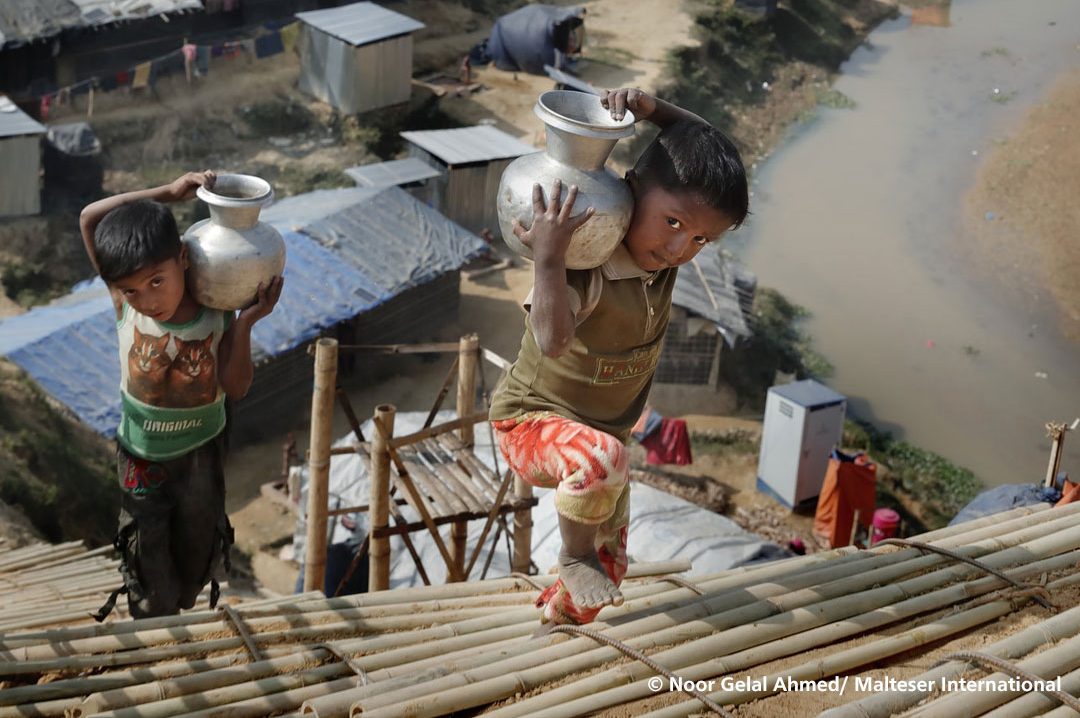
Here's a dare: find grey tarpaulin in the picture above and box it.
[473,4,585,76]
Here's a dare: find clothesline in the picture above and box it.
[36,21,299,120]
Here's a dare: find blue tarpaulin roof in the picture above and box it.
[0,186,486,436]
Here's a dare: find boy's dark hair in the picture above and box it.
[94,200,182,283]
[633,120,750,228]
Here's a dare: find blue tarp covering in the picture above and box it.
[474,4,585,76]
[0,186,486,436]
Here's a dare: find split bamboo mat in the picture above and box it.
[2,503,1079,717]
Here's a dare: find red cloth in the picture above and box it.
[641,418,692,466]
[813,452,877,548]
[1056,479,1080,507]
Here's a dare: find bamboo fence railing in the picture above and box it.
[0,503,1077,717]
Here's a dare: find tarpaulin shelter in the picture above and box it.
[296,1,425,114]
[469,4,585,76]
[0,186,486,442]
[43,121,102,197]
[813,449,877,548]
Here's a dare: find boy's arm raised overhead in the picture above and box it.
[512,179,594,358]
[217,275,284,401]
[78,171,216,276]
[600,87,707,128]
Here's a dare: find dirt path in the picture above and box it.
[962,69,1080,341]
[442,0,696,149]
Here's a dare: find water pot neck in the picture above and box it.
[207,204,262,231]
[545,126,618,171]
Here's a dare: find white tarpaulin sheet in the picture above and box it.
[292,411,783,588]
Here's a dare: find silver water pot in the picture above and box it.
[497,90,635,270]
[182,174,286,311]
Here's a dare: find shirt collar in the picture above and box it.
[600,242,653,280]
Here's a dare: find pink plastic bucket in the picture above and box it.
[870,508,901,545]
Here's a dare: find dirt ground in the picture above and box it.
[962,69,1080,341]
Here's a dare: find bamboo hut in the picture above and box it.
[1,502,1079,717]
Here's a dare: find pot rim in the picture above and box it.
[197,173,274,208]
[535,90,635,140]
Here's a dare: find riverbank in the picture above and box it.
[962,69,1080,342]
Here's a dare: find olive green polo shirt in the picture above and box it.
[489,243,676,443]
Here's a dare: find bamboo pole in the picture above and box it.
[822,591,1080,718]
[632,556,1080,718]
[909,632,1080,718]
[304,337,338,592]
[980,664,1080,718]
[349,510,1080,718]
[449,332,479,578]
[368,404,395,592]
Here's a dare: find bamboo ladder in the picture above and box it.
[303,335,538,594]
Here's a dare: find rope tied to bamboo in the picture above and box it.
[314,642,369,686]
[509,572,546,593]
[934,650,1080,712]
[548,624,733,717]
[219,604,264,661]
[874,538,1057,611]
[652,574,705,595]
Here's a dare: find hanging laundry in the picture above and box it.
[640,418,693,466]
[254,31,284,59]
[196,45,211,75]
[182,42,197,82]
[280,22,301,53]
[40,94,52,121]
[132,62,152,90]
[116,69,131,86]
[223,0,240,11]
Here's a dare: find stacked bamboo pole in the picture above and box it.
[451,333,480,578]
[0,542,124,630]
[2,504,1076,718]
[340,504,1080,718]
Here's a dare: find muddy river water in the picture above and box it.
[729,0,1080,486]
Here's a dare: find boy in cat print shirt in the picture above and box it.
[79,171,283,619]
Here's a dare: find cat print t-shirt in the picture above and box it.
[116,303,231,461]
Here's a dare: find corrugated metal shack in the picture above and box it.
[651,246,757,413]
[0,185,486,444]
[296,1,424,115]
[0,96,45,217]
[401,125,538,234]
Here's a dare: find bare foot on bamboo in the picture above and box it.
[558,548,623,610]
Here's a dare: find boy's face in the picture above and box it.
[111,250,188,322]
[623,180,735,272]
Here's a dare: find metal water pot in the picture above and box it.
[497,90,635,270]
[182,174,286,311]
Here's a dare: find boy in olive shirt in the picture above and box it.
[490,88,749,626]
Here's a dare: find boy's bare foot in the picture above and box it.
[558,547,624,609]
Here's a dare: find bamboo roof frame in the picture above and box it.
[0,503,1078,717]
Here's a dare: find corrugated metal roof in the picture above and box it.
[344,157,442,188]
[0,97,46,138]
[0,0,200,47]
[295,1,424,47]
[672,245,755,344]
[401,125,538,166]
